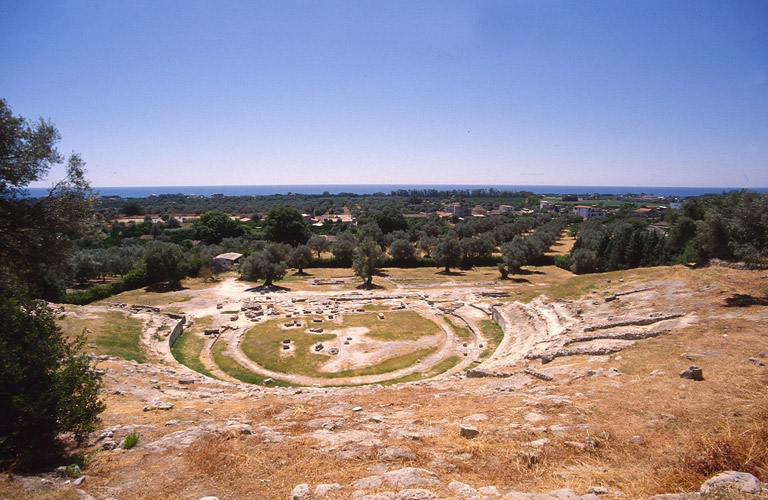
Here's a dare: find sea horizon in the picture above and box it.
[25,184,768,199]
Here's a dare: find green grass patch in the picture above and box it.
[240,314,442,379]
[348,311,441,341]
[240,319,336,375]
[211,341,292,386]
[171,316,215,378]
[444,317,472,340]
[58,310,145,362]
[479,319,504,359]
[93,287,193,307]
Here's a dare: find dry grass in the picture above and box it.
[20,265,768,500]
[0,481,80,500]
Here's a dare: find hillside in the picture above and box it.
[3,263,767,500]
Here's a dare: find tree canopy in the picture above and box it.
[193,210,245,244]
[263,205,311,246]
[0,98,104,471]
[353,236,385,286]
[143,242,190,286]
[1,98,94,299]
[240,242,289,287]
[432,236,462,273]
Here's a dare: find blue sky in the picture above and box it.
[2,1,767,188]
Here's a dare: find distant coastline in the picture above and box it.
[25,184,768,199]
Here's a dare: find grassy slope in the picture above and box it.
[170,316,215,378]
[59,310,146,363]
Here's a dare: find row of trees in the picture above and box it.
[562,190,768,275]
[668,190,768,266]
[499,219,566,277]
[567,221,672,274]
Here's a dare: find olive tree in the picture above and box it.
[353,237,385,286]
[241,242,289,287]
[432,236,462,273]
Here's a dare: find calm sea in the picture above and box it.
[25,184,768,198]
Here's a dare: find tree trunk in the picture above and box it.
[264,278,273,287]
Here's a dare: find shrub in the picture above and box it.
[0,294,104,470]
[122,432,140,449]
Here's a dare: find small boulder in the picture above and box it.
[379,446,417,462]
[382,467,440,489]
[290,483,312,500]
[700,471,762,495]
[351,475,383,490]
[679,366,704,381]
[460,425,479,439]
[314,484,342,497]
[394,489,436,500]
[748,357,765,366]
[448,480,477,498]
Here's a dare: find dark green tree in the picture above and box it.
[0,99,104,470]
[353,237,385,286]
[570,248,599,274]
[263,206,310,246]
[240,242,289,286]
[193,210,245,244]
[373,206,408,234]
[143,242,189,286]
[0,294,105,470]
